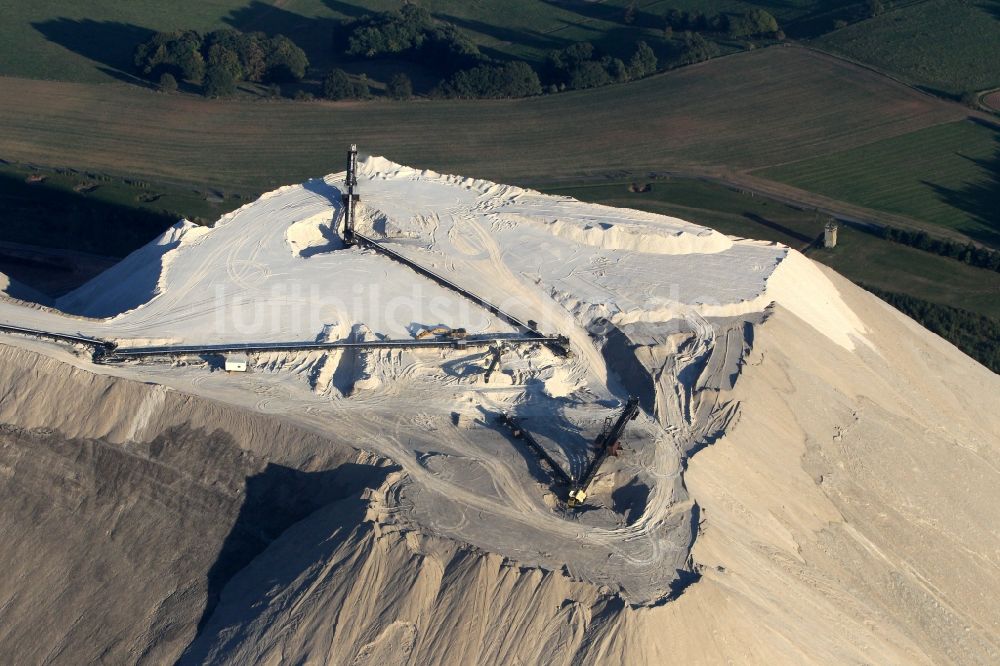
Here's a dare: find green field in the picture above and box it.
[0,162,236,255]
[4,0,994,106]
[0,47,961,189]
[0,0,722,84]
[0,0,259,84]
[758,119,1000,247]
[543,177,1000,319]
[814,225,1000,319]
[816,0,1000,98]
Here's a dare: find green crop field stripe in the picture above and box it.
[815,0,1000,96]
[758,119,1000,245]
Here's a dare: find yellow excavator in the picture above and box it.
[566,397,640,508]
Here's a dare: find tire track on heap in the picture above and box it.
[369,401,689,596]
[461,207,610,391]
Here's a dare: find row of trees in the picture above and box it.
[323,39,657,102]
[323,37,725,101]
[673,32,721,66]
[134,29,309,97]
[877,226,1000,272]
[136,5,774,101]
[340,3,483,74]
[323,69,414,100]
[323,69,370,100]
[863,285,1000,373]
[336,6,666,100]
[434,62,542,99]
[663,8,781,39]
[338,5,547,99]
[543,41,657,90]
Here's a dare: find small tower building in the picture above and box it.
[824,220,839,248]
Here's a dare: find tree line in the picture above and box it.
[662,7,781,39]
[329,4,790,100]
[134,29,308,97]
[874,226,1000,272]
[541,41,657,92]
[340,3,481,74]
[331,4,544,100]
[330,4,674,101]
[863,285,1000,373]
[133,3,791,101]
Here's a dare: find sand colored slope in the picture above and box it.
[56,220,209,318]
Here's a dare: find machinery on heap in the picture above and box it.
[566,396,640,507]
[496,413,573,489]
[341,144,360,246]
[336,145,570,357]
[483,344,503,383]
[415,325,468,340]
[498,396,641,509]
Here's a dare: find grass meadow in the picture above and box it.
[758,119,1000,247]
[0,48,960,192]
[816,0,1000,97]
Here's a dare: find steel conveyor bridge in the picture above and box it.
[104,333,559,361]
[0,322,560,363]
[0,322,111,353]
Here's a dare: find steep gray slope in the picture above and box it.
[0,348,393,665]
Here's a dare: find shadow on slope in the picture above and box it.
[0,172,175,257]
[53,229,180,318]
[224,1,342,72]
[302,176,343,207]
[31,18,154,83]
[192,460,397,638]
[0,173,176,298]
[322,0,372,21]
[437,13,568,57]
[743,212,818,246]
[512,378,593,480]
[0,420,390,664]
[0,268,51,305]
[665,502,702,601]
[925,124,1000,248]
[611,477,649,524]
[181,462,395,664]
[539,0,665,33]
